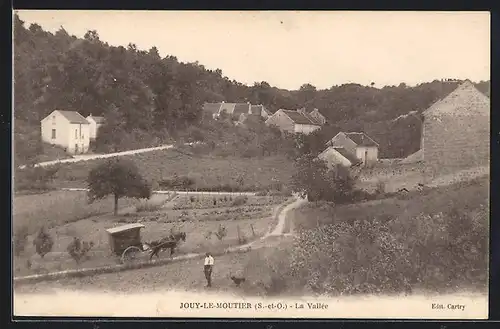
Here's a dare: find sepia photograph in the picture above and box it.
[12,10,490,319]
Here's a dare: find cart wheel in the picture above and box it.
[121,246,142,264]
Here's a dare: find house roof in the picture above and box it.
[203,102,222,115]
[344,132,379,147]
[333,147,362,164]
[281,109,321,126]
[105,223,145,235]
[233,103,251,117]
[56,110,90,124]
[423,80,490,118]
[90,116,106,124]
[219,103,236,115]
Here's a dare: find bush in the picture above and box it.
[289,203,488,295]
[13,225,29,256]
[32,227,54,258]
[67,237,95,264]
[214,224,227,240]
[375,180,386,195]
[231,195,248,207]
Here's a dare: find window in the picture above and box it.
[75,129,78,139]
[51,129,56,139]
[52,116,56,125]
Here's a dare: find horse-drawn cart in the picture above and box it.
[105,223,186,264]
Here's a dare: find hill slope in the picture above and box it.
[14,14,490,162]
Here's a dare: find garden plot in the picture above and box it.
[13,195,286,277]
[168,194,288,210]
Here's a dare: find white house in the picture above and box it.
[86,114,105,140]
[318,146,362,168]
[324,132,379,167]
[264,108,325,135]
[41,110,90,154]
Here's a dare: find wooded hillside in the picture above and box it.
[14,13,490,163]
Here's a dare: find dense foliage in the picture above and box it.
[14,14,490,164]
[287,178,489,295]
[290,154,358,203]
[87,158,151,215]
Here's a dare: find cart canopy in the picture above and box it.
[106,223,145,235]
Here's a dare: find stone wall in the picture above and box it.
[422,114,490,182]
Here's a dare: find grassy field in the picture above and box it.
[13,190,142,233]
[49,149,294,191]
[13,193,286,277]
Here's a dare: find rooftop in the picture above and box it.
[423,80,490,118]
[281,109,322,126]
[56,110,90,124]
[345,132,379,147]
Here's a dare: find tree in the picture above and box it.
[290,154,331,201]
[87,158,151,215]
[290,154,356,203]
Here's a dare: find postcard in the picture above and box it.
[12,10,490,319]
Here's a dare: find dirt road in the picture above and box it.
[18,144,174,169]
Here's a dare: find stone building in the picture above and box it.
[421,80,490,182]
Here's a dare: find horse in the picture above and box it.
[146,232,186,260]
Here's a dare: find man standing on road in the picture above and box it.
[204,252,214,287]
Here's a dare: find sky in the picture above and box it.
[15,11,490,90]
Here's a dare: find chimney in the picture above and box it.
[297,107,306,114]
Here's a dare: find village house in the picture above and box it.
[318,145,362,168]
[323,131,379,167]
[202,102,270,122]
[264,108,326,135]
[418,80,490,182]
[86,114,105,140]
[40,110,90,154]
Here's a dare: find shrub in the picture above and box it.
[66,237,95,264]
[13,225,29,256]
[214,224,227,240]
[375,180,386,195]
[232,195,248,207]
[289,203,488,295]
[32,227,54,258]
[190,196,195,203]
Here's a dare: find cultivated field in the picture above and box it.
[49,149,294,191]
[13,192,288,277]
